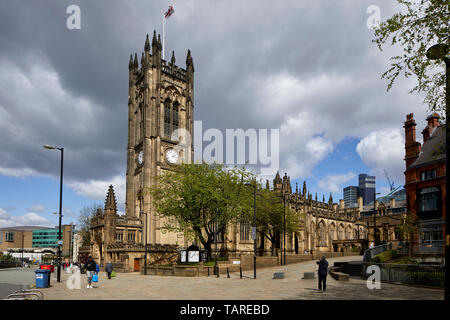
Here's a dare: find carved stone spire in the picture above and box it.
[152,30,157,48]
[133,53,138,69]
[315,192,318,201]
[171,50,176,65]
[144,33,150,52]
[266,179,270,190]
[186,49,194,71]
[128,54,133,70]
[141,52,145,67]
[157,34,162,50]
[302,181,307,196]
[328,193,333,204]
[105,185,117,211]
[295,182,298,194]
[323,194,325,203]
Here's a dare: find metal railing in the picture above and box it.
[4,289,44,300]
[362,243,392,263]
[364,263,445,288]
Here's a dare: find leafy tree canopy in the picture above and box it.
[373,0,449,117]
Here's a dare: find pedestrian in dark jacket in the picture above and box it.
[105,261,113,279]
[316,256,329,291]
[84,256,97,288]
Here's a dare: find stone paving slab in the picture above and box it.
[34,256,443,300]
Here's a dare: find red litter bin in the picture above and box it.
[41,265,54,272]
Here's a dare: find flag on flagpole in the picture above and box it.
[164,5,174,19]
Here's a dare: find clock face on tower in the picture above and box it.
[137,150,143,165]
[165,148,179,164]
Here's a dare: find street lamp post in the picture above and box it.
[213,200,218,276]
[283,196,286,266]
[44,145,64,282]
[426,43,449,301]
[245,182,257,279]
[139,195,147,275]
[373,192,381,246]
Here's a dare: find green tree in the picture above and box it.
[78,204,102,247]
[149,163,254,259]
[373,0,449,116]
[255,188,300,256]
[395,213,418,257]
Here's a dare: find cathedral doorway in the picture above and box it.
[134,258,140,272]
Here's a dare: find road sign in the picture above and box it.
[58,240,63,246]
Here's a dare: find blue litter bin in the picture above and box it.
[35,269,50,288]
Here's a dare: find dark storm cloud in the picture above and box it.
[0,0,428,197]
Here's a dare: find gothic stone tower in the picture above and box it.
[125,31,194,246]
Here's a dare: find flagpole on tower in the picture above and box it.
[162,14,165,60]
[162,5,174,62]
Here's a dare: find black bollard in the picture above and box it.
[227,267,230,278]
[240,266,242,279]
[216,265,219,278]
[208,266,210,277]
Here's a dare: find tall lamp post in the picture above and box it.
[214,199,218,276]
[426,43,449,301]
[245,182,257,279]
[139,195,148,275]
[283,196,286,266]
[373,192,381,246]
[44,145,64,282]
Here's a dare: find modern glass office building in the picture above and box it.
[343,186,359,207]
[358,174,376,206]
[32,229,60,248]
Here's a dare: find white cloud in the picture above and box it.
[356,128,405,184]
[0,209,53,228]
[0,166,43,178]
[317,172,357,194]
[279,110,334,178]
[67,175,126,209]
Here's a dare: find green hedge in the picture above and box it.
[370,249,399,263]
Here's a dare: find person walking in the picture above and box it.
[316,256,329,292]
[84,256,97,289]
[105,260,113,279]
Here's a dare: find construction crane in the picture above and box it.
[384,169,395,192]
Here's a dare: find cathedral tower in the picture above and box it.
[125,32,194,246]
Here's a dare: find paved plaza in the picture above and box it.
[0,256,440,300]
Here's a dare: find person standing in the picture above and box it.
[84,256,97,289]
[105,261,113,279]
[316,256,329,292]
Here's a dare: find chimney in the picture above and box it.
[404,113,422,168]
[390,197,396,209]
[339,199,345,209]
[422,113,440,144]
[427,113,440,128]
[357,196,363,212]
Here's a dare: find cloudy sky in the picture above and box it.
[0,0,429,228]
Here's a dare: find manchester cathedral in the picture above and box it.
[83,32,368,271]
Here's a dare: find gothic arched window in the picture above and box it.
[172,102,179,139]
[164,100,171,137]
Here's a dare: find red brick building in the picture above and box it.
[404,113,445,254]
